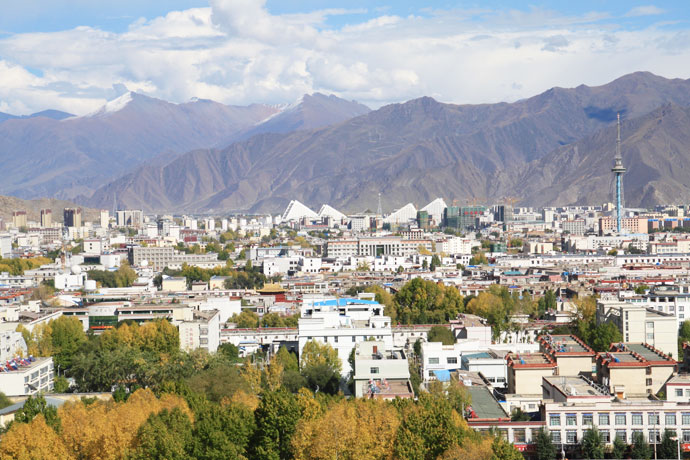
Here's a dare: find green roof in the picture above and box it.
[467,386,507,419]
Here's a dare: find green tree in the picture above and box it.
[274,347,299,372]
[631,430,652,460]
[469,252,488,265]
[427,326,456,345]
[534,428,556,460]
[635,284,650,294]
[611,436,627,459]
[217,343,242,363]
[491,436,524,460]
[579,425,604,459]
[0,392,13,410]
[679,320,690,359]
[659,429,678,460]
[394,278,464,324]
[190,402,256,460]
[300,340,341,374]
[231,311,260,328]
[53,376,70,393]
[510,407,531,421]
[430,254,441,271]
[422,259,429,270]
[251,389,302,460]
[590,321,623,352]
[131,407,193,460]
[49,315,87,369]
[13,395,61,432]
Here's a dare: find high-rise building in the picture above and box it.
[63,208,82,228]
[12,211,27,229]
[416,210,430,230]
[495,205,513,224]
[100,210,109,228]
[40,209,52,228]
[116,209,143,227]
[459,206,486,230]
[444,206,460,228]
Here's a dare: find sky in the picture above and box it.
[0,0,689,115]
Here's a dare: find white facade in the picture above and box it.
[298,298,393,377]
[0,357,54,396]
[179,309,220,353]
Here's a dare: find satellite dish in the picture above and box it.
[70,264,82,275]
[141,260,149,267]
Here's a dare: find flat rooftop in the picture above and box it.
[544,375,609,397]
[466,386,509,420]
[615,343,674,363]
[507,352,556,367]
[0,356,51,373]
[540,334,593,354]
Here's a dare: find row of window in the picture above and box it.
[427,357,458,365]
[551,428,690,444]
[549,412,688,427]
[305,335,386,343]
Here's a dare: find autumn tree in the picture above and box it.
[0,415,72,460]
[292,399,399,460]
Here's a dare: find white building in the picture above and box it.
[179,309,220,353]
[352,340,413,399]
[0,357,54,396]
[298,297,393,377]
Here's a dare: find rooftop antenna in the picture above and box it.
[377,193,383,216]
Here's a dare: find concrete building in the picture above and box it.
[0,357,54,396]
[597,299,678,358]
[116,209,144,227]
[161,277,187,292]
[63,208,82,228]
[506,352,557,395]
[12,211,27,228]
[40,209,52,228]
[563,219,585,236]
[597,343,675,395]
[538,334,596,377]
[179,309,220,353]
[129,246,220,270]
[298,297,393,377]
[326,236,432,258]
[352,340,413,399]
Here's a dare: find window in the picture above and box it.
[370,367,379,374]
[677,389,684,397]
[632,413,643,425]
[549,415,561,426]
[583,414,594,426]
[649,429,660,444]
[683,430,690,443]
[599,413,610,426]
[514,429,526,443]
[683,413,690,425]
[551,430,560,444]
[565,431,577,444]
[646,378,653,386]
[615,413,626,425]
[666,413,677,425]
[649,413,660,425]
[428,357,439,365]
[599,430,611,443]
[447,357,458,364]
[647,333,654,340]
[551,431,561,443]
[352,336,356,342]
[566,414,577,426]
[334,336,338,343]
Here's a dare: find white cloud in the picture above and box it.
[0,0,689,115]
[625,5,666,17]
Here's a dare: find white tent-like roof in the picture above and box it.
[421,198,447,224]
[383,203,417,225]
[281,200,318,221]
[318,204,347,220]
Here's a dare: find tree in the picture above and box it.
[251,389,302,460]
[659,429,678,460]
[356,261,371,272]
[469,252,488,265]
[611,436,627,459]
[534,428,556,460]
[130,407,193,460]
[422,259,429,270]
[301,363,341,395]
[190,401,255,460]
[579,426,604,459]
[427,326,456,345]
[430,254,441,271]
[510,407,531,421]
[0,415,71,460]
[274,347,299,372]
[393,278,464,324]
[299,340,342,374]
[589,322,623,352]
[292,399,400,460]
[230,311,260,328]
[679,320,690,358]
[364,285,396,319]
[54,375,70,393]
[635,284,650,294]
[0,391,13,409]
[13,394,61,432]
[631,430,652,460]
[491,436,524,460]
[50,316,87,369]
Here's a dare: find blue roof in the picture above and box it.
[463,352,493,359]
[312,298,380,307]
[432,369,451,382]
[504,270,523,275]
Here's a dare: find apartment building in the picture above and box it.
[325,236,432,258]
[597,343,675,395]
[0,357,54,396]
[352,340,413,399]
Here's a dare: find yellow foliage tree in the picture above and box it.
[292,399,399,460]
[299,340,342,373]
[439,437,494,460]
[0,414,73,460]
[240,358,262,394]
[58,389,191,460]
[264,361,284,392]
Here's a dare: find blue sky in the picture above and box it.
[0,1,685,33]
[0,1,689,114]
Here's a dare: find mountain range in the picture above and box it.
[5,71,690,214]
[82,72,690,213]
